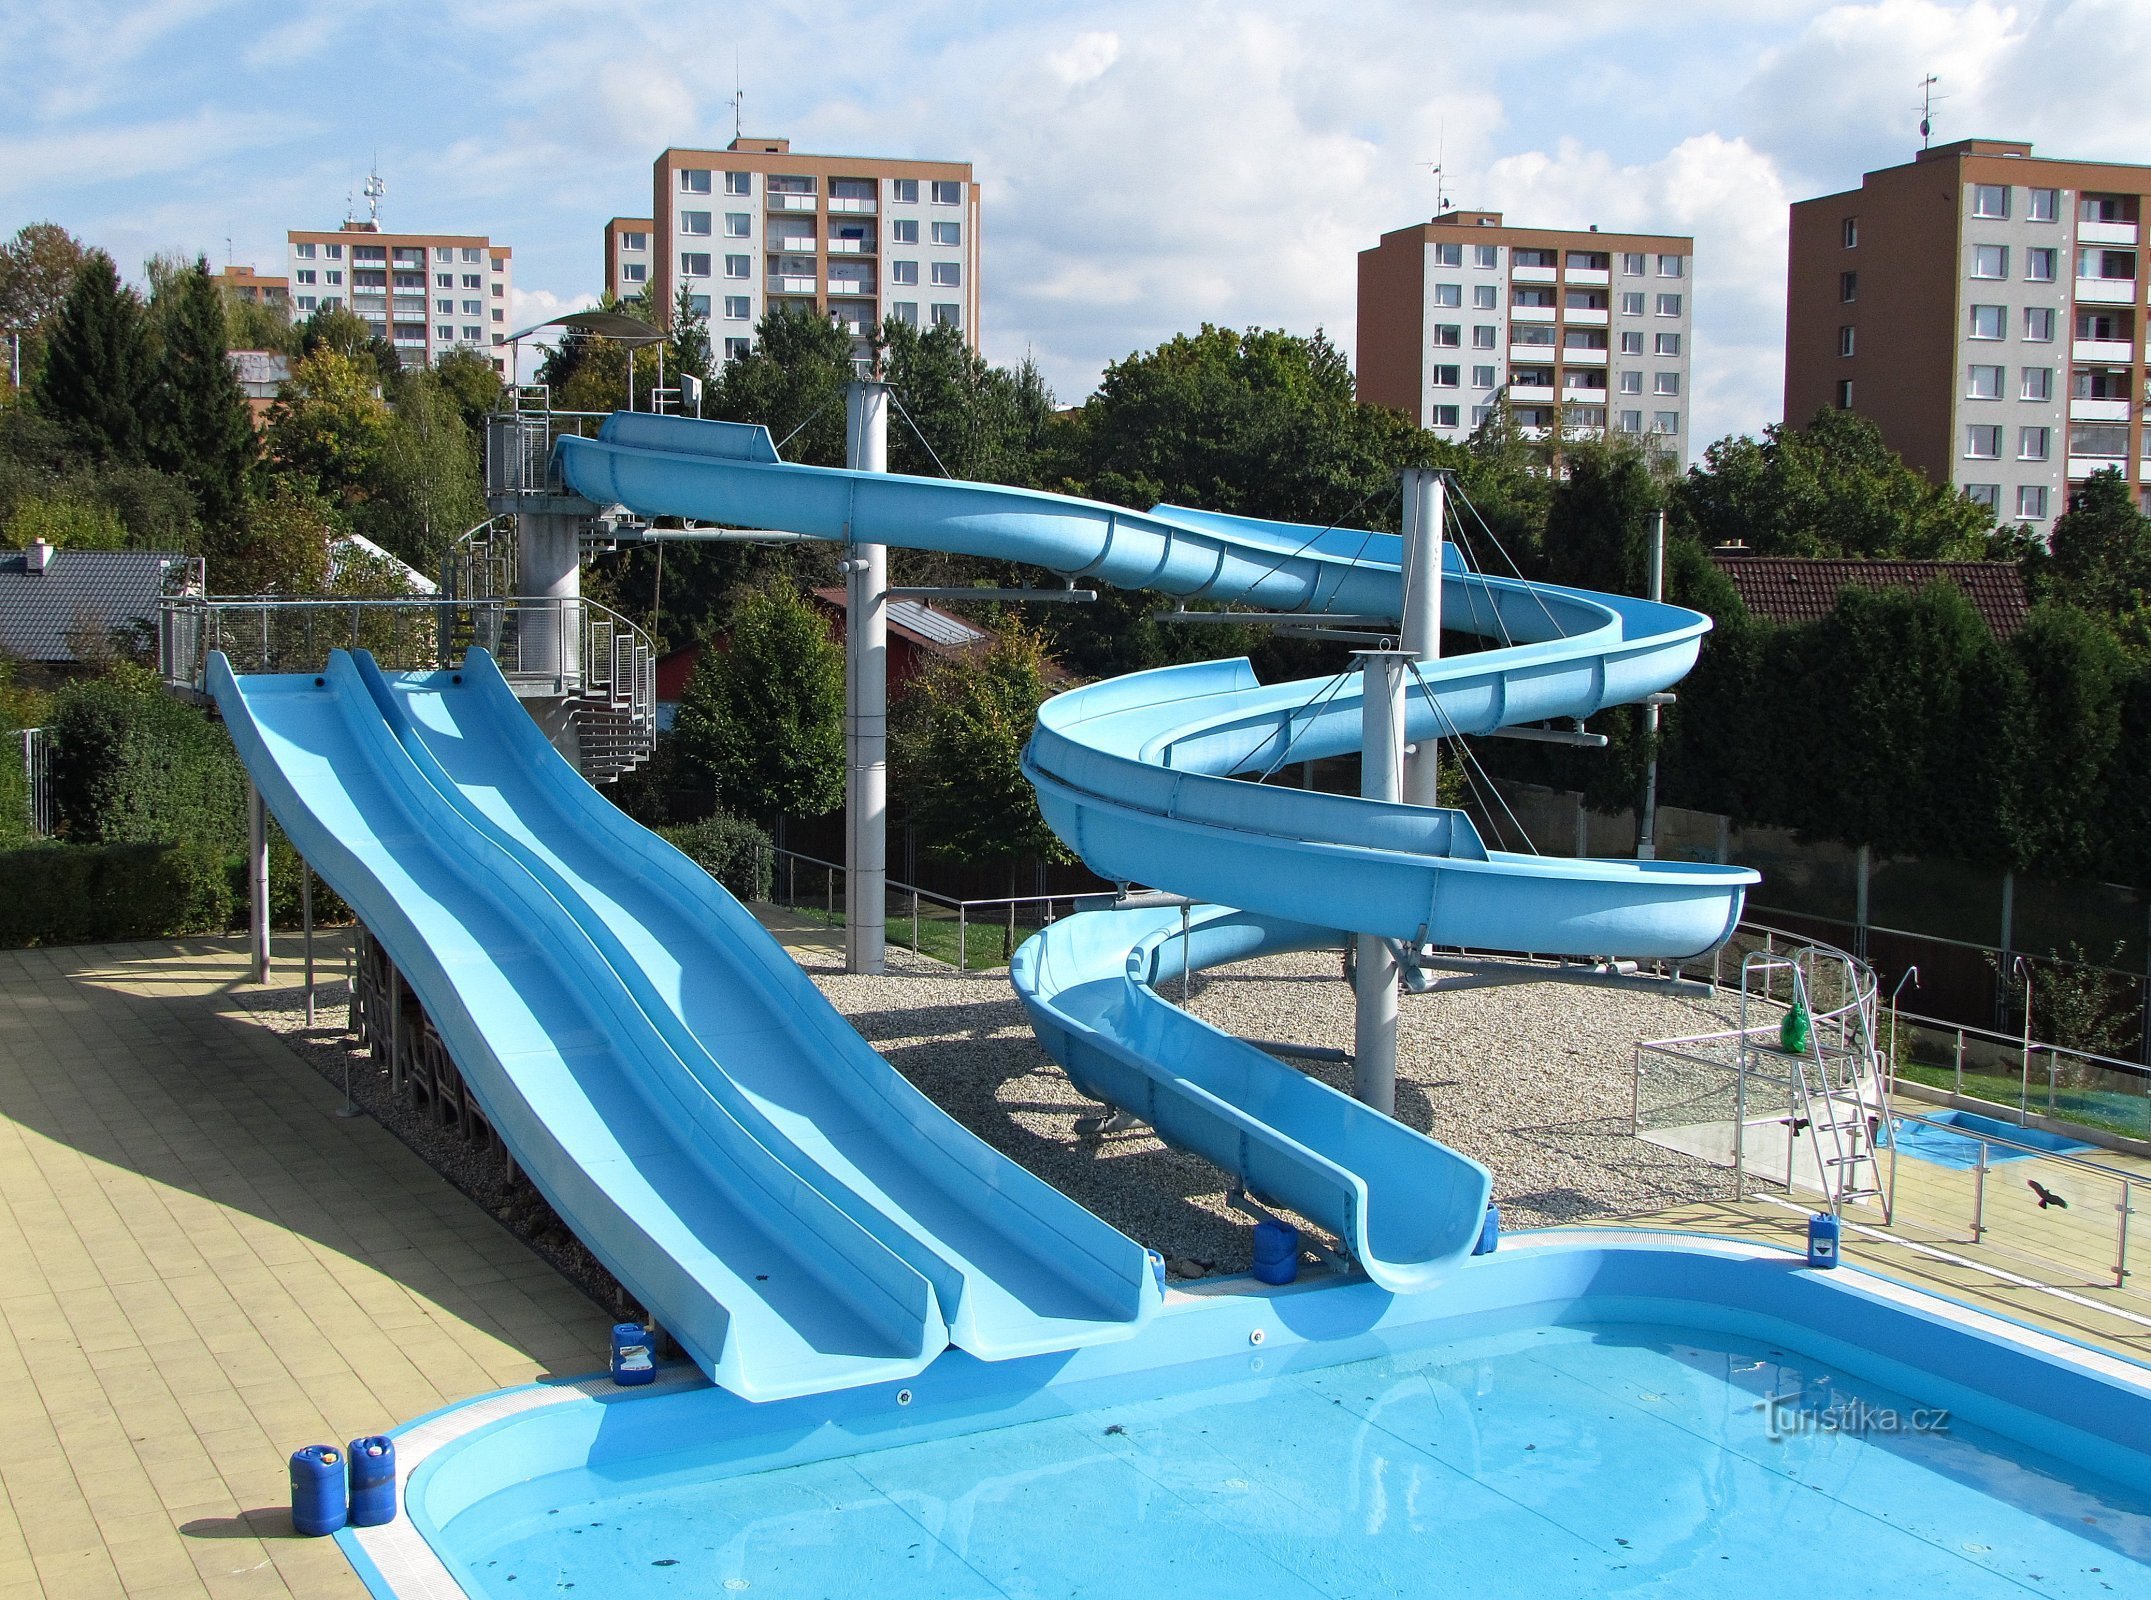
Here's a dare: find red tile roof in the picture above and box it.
[1708,555,2029,636]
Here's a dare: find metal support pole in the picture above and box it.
[1637,509,1666,860]
[301,867,315,1028]
[844,379,890,975]
[247,782,270,984]
[1353,649,1409,1114]
[1399,469,1446,808]
[1854,843,1871,960]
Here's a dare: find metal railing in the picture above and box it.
[1884,1006,2151,1144]
[16,727,49,837]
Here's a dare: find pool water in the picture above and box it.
[1883,1109,2097,1170]
[442,1318,2151,1598]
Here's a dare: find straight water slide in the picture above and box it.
[556,411,1760,1282]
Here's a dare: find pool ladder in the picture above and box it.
[1740,948,1892,1222]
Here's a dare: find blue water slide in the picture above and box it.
[210,652,948,1400]
[347,647,1156,1359]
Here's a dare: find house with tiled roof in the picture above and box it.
[1707,550,2029,637]
[0,540,193,666]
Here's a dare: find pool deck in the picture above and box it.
[0,935,2146,1599]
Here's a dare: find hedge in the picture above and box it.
[48,669,248,851]
[657,812,773,902]
[0,841,235,947]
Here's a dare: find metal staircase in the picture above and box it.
[1740,946,1891,1218]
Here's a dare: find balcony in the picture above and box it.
[767,275,818,294]
[826,280,876,299]
[1509,305,1556,324]
[2071,397,2132,422]
[1512,264,1557,284]
[1564,268,1610,287]
[1510,383,1556,403]
[1560,346,1609,366]
[827,197,877,215]
[826,237,875,254]
[2078,219,2139,247]
[766,193,816,214]
[2073,338,2135,362]
[2076,276,2135,304]
[1565,308,1610,327]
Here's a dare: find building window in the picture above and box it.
[2023,306,2055,342]
[1471,325,1496,349]
[1835,379,1853,409]
[1618,409,1642,433]
[1620,292,1645,315]
[431,247,450,263]
[724,171,751,196]
[1472,365,1497,388]
[892,260,919,285]
[1433,283,1461,307]
[2028,187,2059,222]
[1655,332,1681,356]
[1430,364,1460,388]
[2018,485,2049,519]
[326,270,342,285]
[1431,404,1460,428]
[295,295,316,311]
[1964,424,2002,458]
[723,295,751,320]
[1472,284,1496,309]
[2019,426,2051,460]
[295,242,316,259]
[1473,244,1498,269]
[930,302,962,328]
[687,295,710,317]
[1839,271,1858,302]
[679,168,711,194]
[463,325,482,341]
[930,261,961,286]
[295,269,316,285]
[2025,247,2056,282]
[681,211,711,235]
[2072,422,2130,457]
[462,247,481,263]
[892,219,919,245]
[354,245,385,262]
[724,337,751,359]
[1619,331,1643,355]
[622,263,646,283]
[436,325,453,341]
[1432,242,1462,267]
[431,272,450,288]
[1967,303,2005,339]
[1652,410,1680,434]
[931,181,961,205]
[620,234,646,254]
[1619,370,1642,394]
[1621,252,1645,275]
[892,179,918,204]
[723,255,749,279]
[891,301,918,326]
[2021,367,2052,401]
[435,298,454,314]
[932,221,961,246]
[1655,293,1681,316]
[1971,183,2010,219]
[491,308,503,321]
[1432,325,1460,348]
[1654,371,1680,396]
[325,244,343,260]
[680,253,710,277]
[461,299,481,314]
[1964,483,1999,509]
[1966,364,2004,399]
[1837,325,1855,357]
[461,274,480,289]
[1971,244,2008,279]
[725,214,750,238]
[491,283,503,296]
[1657,254,1683,277]
[1841,217,1858,248]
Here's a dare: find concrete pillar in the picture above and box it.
[1637,509,1666,861]
[516,511,582,688]
[247,783,270,984]
[1400,469,1447,808]
[1354,649,1409,1115]
[844,381,890,976]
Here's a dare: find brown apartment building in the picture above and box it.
[610,136,979,368]
[285,221,514,373]
[1787,138,2151,530]
[1359,210,1697,463]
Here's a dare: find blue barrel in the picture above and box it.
[289,1445,345,1537]
[1251,1220,1300,1285]
[1146,1250,1167,1294]
[612,1321,656,1386]
[346,1436,396,1527]
[1473,1204,1501,1256]
[1806,1212,1841,1269]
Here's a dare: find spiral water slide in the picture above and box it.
[556,413,1758,1285]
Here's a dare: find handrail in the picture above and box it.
[1890,1105,2144,1186]
[1892,1005,2151,1083]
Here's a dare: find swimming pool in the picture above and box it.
[1883,1109,2097,1170]
[355,1235,2151,1600]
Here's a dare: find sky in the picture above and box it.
[2,0,2146,449]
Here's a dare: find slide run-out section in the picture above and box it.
[213,651,1155,1401]
[556,411,1758,1282]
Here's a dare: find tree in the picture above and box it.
[2038,467,2151,617]
[893,620,1073,866]
[206,483,331,594]
[1536,438,1663,595]
[0,223,88,391]
[2009,603,2128,877]
[352,369,486,573]
[669,287,713,393]
[34,252,150,462]
[431,346,504,439]
[877,316,1054,486]
[672,582,844,821]
[264,346,390,499]
[297,304,400,387]
[709,307,855,466]
[222,291,297,356]
[3,494,126,550]
[147,258,257,530]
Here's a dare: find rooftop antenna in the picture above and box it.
[1421,124,1452,214]
[363,161,386,225]
[1916,74,1944,150]
[730,53,744,141]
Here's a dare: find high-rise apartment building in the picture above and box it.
[286,220,513,372]
[1358,210,1695,461]
[625,136,978,366]
[604,217,655,302]
[212,264,288,308]
[1787,138,2151,528]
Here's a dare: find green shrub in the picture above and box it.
[658,811,773,902]
[0,840,234,946]
[221,825,353,929]
[48,668,247,850]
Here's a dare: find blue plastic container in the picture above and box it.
[1251,1220,1300,1286]
[1473,1204,1501,1256]
[612,1321,656,1386]
[289,1444,346,1537]
[346,1435,397,1527]
[1146,1250,1167,1294]
[1806,1212,1841,1270]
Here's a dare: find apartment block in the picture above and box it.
[1358,210,1695,461]
[604,217,655,302]
[634,136,978,366]
[212,264,288,308]
[286,221,513,372]
[1787,138,2151,530]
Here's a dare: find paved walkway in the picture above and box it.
[0,939,607,1599]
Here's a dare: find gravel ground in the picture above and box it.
[235,931,1745,1296]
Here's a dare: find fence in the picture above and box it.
[16,727,49,837]
[1884,1006,2151,1144]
